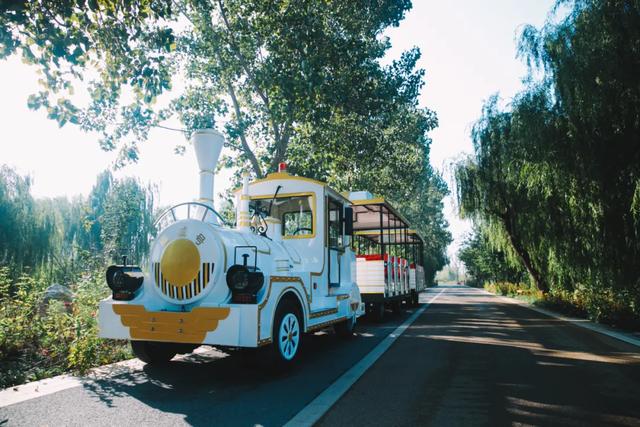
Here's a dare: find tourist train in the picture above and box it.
[98,129,426,364]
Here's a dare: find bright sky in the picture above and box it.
[0,1,553,257]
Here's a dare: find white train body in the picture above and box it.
[349,195,427,317]
[98,130,364,357]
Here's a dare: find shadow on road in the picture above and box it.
[80,308,413,426]
[321,289,640,427]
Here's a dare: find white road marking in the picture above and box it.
[468,285,640,348]
[284,288,446,427]
[0,347,218,408]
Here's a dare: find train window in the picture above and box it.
[283,211,313,236]
[249,194,315,238]
[328,199,343,248]
[278,195,314,238]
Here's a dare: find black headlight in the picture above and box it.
[106,265,143,301]
[226,265,264,303]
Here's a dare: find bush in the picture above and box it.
[483,278,640,331]
[484,281,542,302]
[0,266,131,388]
[538,286,640,331]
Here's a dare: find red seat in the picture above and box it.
[356,254,383,261]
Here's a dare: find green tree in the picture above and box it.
[2,0,421,175]
[100,177,156,264]
[456,0,640,322]
[458,226,527,287]
[35,171,157,270]
[0,166,52,272]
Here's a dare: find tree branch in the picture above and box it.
[227,82,264,178]
[217,0,291,163]
[216,0,270,107]
[268,119,292,172]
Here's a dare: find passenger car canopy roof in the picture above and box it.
[350,197,424,245]
[354,229,423,245]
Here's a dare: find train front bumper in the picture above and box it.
[98,299,259,347]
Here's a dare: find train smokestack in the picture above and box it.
[192,129,224,209]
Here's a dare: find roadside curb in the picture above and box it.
[0,347,218,408]
[0,359,142,408]
[469,285,640,348]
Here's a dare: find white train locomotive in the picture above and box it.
[98,128,426,365]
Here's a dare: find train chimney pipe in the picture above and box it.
[192,129,224,209]
[237,172,251,232]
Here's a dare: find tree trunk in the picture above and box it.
[501,211,550,293]
[267,121,291,173]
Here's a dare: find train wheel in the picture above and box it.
[269,300,302,366]
[392,300,404,314]
[131,341,178,364]
[335,313,357,338]
[372,302,385,322]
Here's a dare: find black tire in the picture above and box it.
[372,302,385,322]
[131,341,178,364]
[413,292,420,307]
[268,299,303,366]
[392,300,404,314]
[334,314,357,338]
[237,347,261,366]
[174,343,199,354]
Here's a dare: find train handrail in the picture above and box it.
[154,202,231,231]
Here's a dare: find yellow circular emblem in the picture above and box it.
[160,239,201,287]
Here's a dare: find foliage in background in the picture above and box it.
[455,0,640,328]
[458,226,528,287]
[0,166,53,272]
[0,167,154,388]
[0,0,421,175]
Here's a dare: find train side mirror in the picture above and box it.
[344,207,354,236]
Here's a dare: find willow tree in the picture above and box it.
[457,0,640,319]
[458,226,528,287]
[455,94,558,293]
[518,0,640,294]
[0,166,53,272]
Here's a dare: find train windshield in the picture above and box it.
[249,194,315,238]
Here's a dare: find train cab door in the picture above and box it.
[327,197,344,288]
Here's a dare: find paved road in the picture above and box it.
[2,285,639,426]
[320,286,640,426]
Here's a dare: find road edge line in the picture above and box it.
[284,288,446,427]
[468,285,640,348]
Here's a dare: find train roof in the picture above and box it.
[234,171,351,204]
[353,229,424,245]
[349,196,424,245]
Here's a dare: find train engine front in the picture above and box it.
[99,130,281,362]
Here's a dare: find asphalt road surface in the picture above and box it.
[2,285,639,426]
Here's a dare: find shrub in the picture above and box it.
[0,266,131,388]
[483,278,640,331]
[484,281,542,301]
